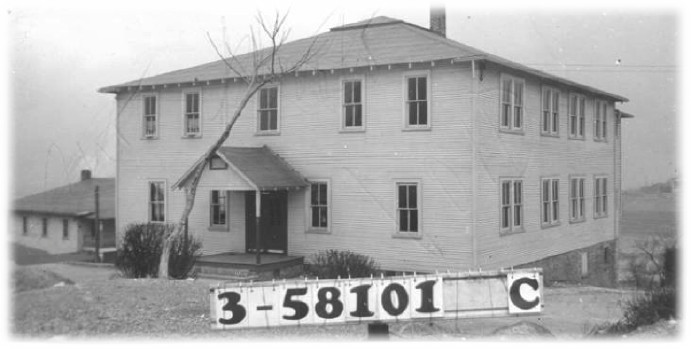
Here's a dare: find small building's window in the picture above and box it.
[594,100,608,141]
[500,76,524,132]
[22,216,28,236]
[42,218,48,238]
[580,252,589,277]
[310,182,329,229]
[541,87,560,136]
[343,80,364,129]
[184,92,201,137]
[257,86,279,133]
[62,219,69,240]
[210,190,228,228]
[603,246,611,264]
[397,182,419,233]
[405,76,429,128]
[209,155,228,170]
[570,177,586,222]
[143,95,158,138]
[568,94,586,139]
[149,181,166,223]
[500,179,523,233]
[541,178,559,227]
[594,177,608,218]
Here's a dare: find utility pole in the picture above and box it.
[95,185,101,263]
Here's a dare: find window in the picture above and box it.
[500,179,523,233]
[143,95,157,138]
[257,86,279,133]
[594,177,608,218]
[42,218,48,238]
[209,155,228,170]
[405,75,429,128]
[210,190,228,228]
[184,92,201,137]
[500,76,524,132]
[149,181,166,223]
[62,219,69,240]
[310,182,329,229]
[22,216,28,236]
[581,252,589,277]
[570,177,586,222]
[568,94,586,139]
[541,87,560,136]
[343,79,364,129]
[594,100,607,141]
[541,178,559,226]
[397,182,420,233]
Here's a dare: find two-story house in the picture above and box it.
[100,12,630,286]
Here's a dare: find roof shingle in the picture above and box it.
[216,146,308,190]
[14,178,115,219]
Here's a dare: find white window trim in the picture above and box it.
[499,177,524,235]
[305,178,332,234]
[499,74,525,134]
[142,93,159,139]
[593,175,609,218]
[393,179,422,239]
[340,75,366,132]
[148,179,167,224]
[568,93,586,140]
[569,175,586,223]
[255,84,281,135]
[593,100,608,142]
[540,177,560,228]
[209,189,230,231]
[541,86,560,137]
[182,88,203,138]
[402,71,432,130]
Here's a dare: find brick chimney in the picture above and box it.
[81,169,92,181]
[430,5,446,37]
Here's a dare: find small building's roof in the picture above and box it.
[14,178,115,219]
[99,16,627,102]
[175,146,308,191]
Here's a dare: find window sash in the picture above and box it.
[310,183,328,228]
[210,190,228,226]
[406,77,428,127]
[258,87,278,131]
[185,93,200,135]
[501,180,523,231]
[22,216,28,235]
[542,179,559,225]
[143,96,157,136]
[63,219,69,239]
[542,88,560,135]
[501,78,523,130]
[149,182,165,222]
[397,183,418,233]
[42,218,48,237]
[344,80,363,128]
[570,178,585,221]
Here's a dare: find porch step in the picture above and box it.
[195,254,305,281]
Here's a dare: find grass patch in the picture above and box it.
[14,267,74,293]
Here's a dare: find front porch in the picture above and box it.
[196,253,305,281]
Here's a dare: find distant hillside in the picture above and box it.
[625,177,678,195]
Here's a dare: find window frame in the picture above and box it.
[209,154,229,170]
[394,180,422,238]
[499,74,525,134]
[256,85,280,135]
[306,179,331,234]
[541,86,560,137]
[540,177,560,228]
[182,88,203,138]
[22,216,28,236]
[402,71,432,130]
[594,175,609,218]
[593,100,608,142]
[568,93,586,140]
[499,177,524,235]
[569,176,586,223]
[141,93,159,139]
[62,218,69,240]
[209,190,230,231]
[148,180,167,223]
[41,217,48,238]
[341,76,366,132]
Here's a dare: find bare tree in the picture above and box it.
[157,12,318,278]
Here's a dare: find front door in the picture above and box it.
[245,191,288,253]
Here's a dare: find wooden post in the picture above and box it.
[255,190,261,265]
[367,322,389,340]
[94,185,101,263]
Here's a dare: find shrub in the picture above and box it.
[306,250,379,279]
[115,223,202,279]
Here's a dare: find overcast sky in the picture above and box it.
[5,0,682,198]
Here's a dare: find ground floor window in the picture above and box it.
[397,182,419,234]
[594,177,608,218]
[149,181,166,223]
[42,218,48,238]
[570,177,586,222]
[500,179,523,233]
[210,190,229,229]
[63,219,69,240]
[22,216,28,235]
[541,178,559,227]
[310,182,329,229]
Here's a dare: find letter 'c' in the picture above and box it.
[509,277,540,310]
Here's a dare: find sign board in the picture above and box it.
[209,269,542,330]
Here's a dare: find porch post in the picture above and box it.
[255,190,261,265]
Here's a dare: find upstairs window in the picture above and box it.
[541,87,560,136]
[569,94,586,139]
[149,181,166,223]
[258,86,279,133]
[143,95,158,138]
[570,177,586,222]
[541,178,560,227]
[343,80,364,130]
[405,75,429,128]
[594,100,608,141]
[210,190,229,228]
[500,75,524,132]
[594,177,608,218]
[310,182,329,229]
[397,182,420,233]
[184,92,201,137]
[500,179,523,233]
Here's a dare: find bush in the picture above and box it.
[305,250,379,279]
[115,223,202,279]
